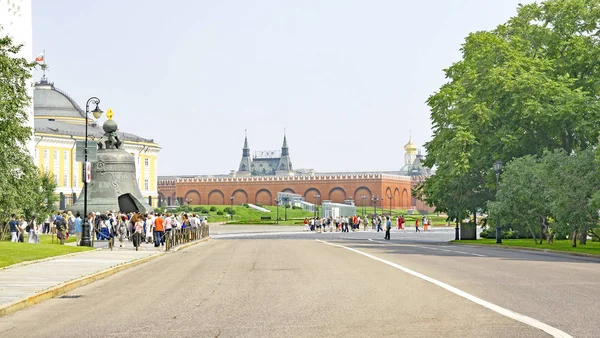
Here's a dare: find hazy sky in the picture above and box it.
[32,0,535,175]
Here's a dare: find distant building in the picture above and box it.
[33,77,161,209]
[159,133,433,212]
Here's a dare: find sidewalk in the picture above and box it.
[0,240,168,316]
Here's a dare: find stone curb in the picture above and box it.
[0,248,101,272]
[0,237,210,317]
[449,242,600,259]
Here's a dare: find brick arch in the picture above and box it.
[231,189,248,204]
[394,188,401,208]
[402,188,409,208]
[208,189,225,205]
[282,188,295,194]
[353,186,372,207]
[329,187,346,203]
[255,189,273,206]
[304,188,321,202]
[184,190,201,205]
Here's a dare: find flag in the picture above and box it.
[35,53,44,63]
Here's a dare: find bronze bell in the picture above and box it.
[68,119,153,214]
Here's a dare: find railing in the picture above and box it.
[163,224,209,251]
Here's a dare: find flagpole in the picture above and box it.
[42,49,46,80]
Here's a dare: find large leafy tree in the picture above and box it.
[0,31,56,238]
[422,0,600,218]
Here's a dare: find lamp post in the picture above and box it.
[283,196,289,221]
[387,193,393,218]
[371,194,379,216]
[313,194,320,219]
[81,97,103,247]
[274,198,281,224]
[230,195,234,209]
[493,160,504,244]
[361,195,367,216]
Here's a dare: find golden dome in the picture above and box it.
[404,134,417,153]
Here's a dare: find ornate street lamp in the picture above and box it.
[313,194,320,219]
[387,193,394,218]
[371,194,379,216]
[494,160,504,244]
[81,97,103,247]
[361,195,367,216]
[230,195,234,209]
[274,198,281,224]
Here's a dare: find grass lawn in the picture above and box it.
[0,234,93,268]
[176,205,449,226]
[453,238,600,256]
[181,205,315,224]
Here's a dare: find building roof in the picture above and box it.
[33,78,157,145]
[34,80,86,119]
[35,118,155,144]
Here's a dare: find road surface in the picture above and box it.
[0,228,597,337]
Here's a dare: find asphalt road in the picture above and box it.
[0,227,597,337]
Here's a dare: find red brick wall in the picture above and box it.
[159,174,414,208]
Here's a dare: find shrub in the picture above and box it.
[256,204,263,207]
[216,211,224,215]
[292,206,302,210]
[243,203,249,208]
[209,206,216,212]
[199,207,209,214]
[284,204,291,209]
[192,206,204,212]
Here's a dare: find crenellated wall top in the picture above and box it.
[164,173,411,185]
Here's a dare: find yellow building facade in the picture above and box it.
[33,78,160,209]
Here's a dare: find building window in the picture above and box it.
[144,158,149,168]
[44,149,48,160]
[63,174,68,187]
[144,179,149,191]
[63,151,68,162]
[54,174,58,185]
[73,163,79,186]
[54,150,58,162]
[44,165,49,173]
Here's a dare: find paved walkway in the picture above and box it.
[0,241,163,309]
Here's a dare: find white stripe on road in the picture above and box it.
[367,239,486,257]
[211,232,309,239]
[318,239,572,338]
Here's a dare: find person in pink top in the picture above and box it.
[164,213,173,240]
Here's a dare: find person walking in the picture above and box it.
[377,217,383,232]
[415,218,420,232]
[154,213,165,247]
[384,217,391,240]
[27,216,40,244]
[9,214,19,242]
[423,216,428,231]
[74,212,83,246]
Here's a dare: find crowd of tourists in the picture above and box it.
[7,210,208,248]
[302,215,434,239]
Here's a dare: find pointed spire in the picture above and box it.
[243,129,249,149]
[282,131,288,149]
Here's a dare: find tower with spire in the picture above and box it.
[404,131,417,166]
[276,131,294,176]
[237,130,252,176]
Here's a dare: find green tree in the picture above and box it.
[423,0,600,219]
[487,155,552,243]
[0,31,56,239]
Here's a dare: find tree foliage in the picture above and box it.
[489,149,600,247]
[0,31,58,238]
[421,0,600,219]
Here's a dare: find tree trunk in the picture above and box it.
[571,231,577,247]
[528,225,538,244]
[579,231,587,245]
[539,216,547,241]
